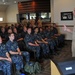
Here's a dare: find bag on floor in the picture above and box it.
[24,62,41,75]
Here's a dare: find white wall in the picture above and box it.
[53,0,75,25]
[6,4,18,23]
[51,0,75,40]
[0,11,6,23]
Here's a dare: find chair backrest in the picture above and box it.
[0,70,4,75]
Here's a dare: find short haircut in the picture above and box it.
[34,27,38,30]
[8,33,14,37]
[27,27,32,30]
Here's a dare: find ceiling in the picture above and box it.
[0,0,30,11]
[0,0,30,5]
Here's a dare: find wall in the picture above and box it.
[53,0,75,25]
[0,11,6,23]
[18,0,50,14]
[51,0,75,40]
[6,4,18,23]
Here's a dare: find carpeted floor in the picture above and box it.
[37,41,72,75]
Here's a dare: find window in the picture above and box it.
[0,17,3,21]
[30,13,36,19]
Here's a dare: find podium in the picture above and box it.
[50,58,75,75]
[51,60,61,75]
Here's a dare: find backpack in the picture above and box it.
[24,62,41,75]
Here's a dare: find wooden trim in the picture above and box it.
[57,25,74,27]
[0,23,74,27]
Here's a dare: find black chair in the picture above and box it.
[11,63,16,75]
[19,40,37,60]
[0,70,4,75]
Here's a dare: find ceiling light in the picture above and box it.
[14,1,17,3]
[2,0,5,2]
[4,2,6,4]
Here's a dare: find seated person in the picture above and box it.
[5,28,13,42]
[21,25,27,39]
[0,36,12,75]
[0,27,7,43]
[13,27,23,42]
[40,27,57,54]
[24,27,40,60]
[33,27,50,57]
[52,23,65,46]
[6,33,24,73]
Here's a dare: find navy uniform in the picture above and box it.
[50,29,59,46]
[14,32,24,51]
[6,40,23,71]
[0,32,7,42]
[24,33,40,59]
[14,33,30,62]
[33,33,50,55]
[53,27,65,45]
[44,30,56,50]
[0,44,11,75]
[21,31,27,39]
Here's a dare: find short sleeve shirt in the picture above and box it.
[0,44,7,58]
[6,40,19,52]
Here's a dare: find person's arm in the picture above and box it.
[0,57,7,60]
[9,51,19,55]
[42,39,48,44]
[17,38,23,41]
[28,42,39,46]
[6,52,12,62]
[0,52,12,62]
[6,52,10,58]
[17,48,22,55]
[36,40,43,43]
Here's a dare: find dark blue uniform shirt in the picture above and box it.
[0,44,7,58]
[6,40,19,52]
[24,33,35,47]
[33,33,42,41]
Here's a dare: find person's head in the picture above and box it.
[48,26,51,30]
[15,23,19,27]
[7,28,12,34]
[50,26,53,30]
[53,23,57,28]
[13,27,17,33]
[23,25,27,32]
[45,26,48,30]
[39,27,43,32]
[34,27,39,33]
[0,36,2,44]
[8,33,15,41]
[27,27,32,34]
[1,27,5,33]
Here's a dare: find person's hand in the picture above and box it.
[18,52,22,55]
[44,38,47,40]
[44,41,48,44]
[35,44,39,46]
[7,58,12,62]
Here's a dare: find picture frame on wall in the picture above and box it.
[61,11,73,21]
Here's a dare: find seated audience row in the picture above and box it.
[0,23,65,75]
